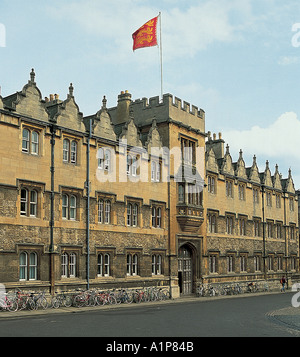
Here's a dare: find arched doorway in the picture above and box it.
[178,245,193,295]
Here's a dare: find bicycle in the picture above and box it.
[0,293,18,312]
[31,291,48,310]
[51,291,73,309]
[14,289,35,311]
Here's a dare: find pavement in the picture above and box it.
[1,289,300,326]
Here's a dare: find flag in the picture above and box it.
[132,15,159,51]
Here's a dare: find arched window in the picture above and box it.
[29,252,37,280]
[70,141,77,164]
[61,252,77,278]
[30,190,38,217]
[63,139,70,162]
[20,188,28,216]
[19,252,28,280]
[20,188,38,217]
[98,199,104,223]
[19,252,38,281]
[31,131,39,155]
[70,195,77,220]
[22,129,30,153]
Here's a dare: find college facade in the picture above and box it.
[0,70,299,297]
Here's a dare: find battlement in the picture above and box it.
[132,93,205,119]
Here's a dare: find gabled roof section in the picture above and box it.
[221,144,234,176]
[248,155,261,184]
[282,168,295,193]
[206,147,219,174]
[262,160,273,188]
[119,106,143,147]
[235,150,247,180]
[90,96,117,141]
[54,83,85,133]
[144,118,163,153]
[2,69,49,122]
[273,164,282,190]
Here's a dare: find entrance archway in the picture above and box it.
[178,245,193,295]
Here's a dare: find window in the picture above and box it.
[62,193,77,221]
[20,188,38,217]
[70,141,77,164]
[98,148,112,172]
[208,214,217,233]
[63,139,69,162]
[187,184,203,206]
[19,252,37,281]
[240,255,247,273]
[209,255,218,274]
[208,176,216,194]
[277,255,283,271]
[181,137,196,164]
[22,128,40,155]
[22,128,30,153]
[226,180,233,198]
[97,253,111,277]
[276,194,281,208]
[127,254,138,276]
[267,255,274,271]
[152,254,162,275]
[239,218,246,236]
[267,221,273,238]
[266,191,272,207]
[63,138,78,164]
[127,154,138,176]
[152,206,162,228]
[226,216,234,234]
[97,198,112,224]
[253,188,259,204]
[254,220,260,237]
[238,184,245,201]
[290,225,295,240]
[178,184,185,203]
[254,255,261,272]
[151,161,161,182]
[227,255,234,273]
[289,197,294,212]
[127,203,138,227]
[61,252,77,278]
[276,223,283,239]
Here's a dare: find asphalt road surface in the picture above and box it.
[0,292,299,338]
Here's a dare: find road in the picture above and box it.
[0,292,299,338]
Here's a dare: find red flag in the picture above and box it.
[132,16,159,51]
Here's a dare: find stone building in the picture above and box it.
[0,69,298,297]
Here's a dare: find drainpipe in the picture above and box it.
[86,118,92,290]
[261,184,266,280]
[49,124,57,295]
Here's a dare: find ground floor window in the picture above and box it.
[19,252,38,281]
[61,252,77,278]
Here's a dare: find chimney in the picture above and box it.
[206,132,225,159]
[116,90,132,124]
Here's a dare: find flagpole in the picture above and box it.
[159,12,163,100]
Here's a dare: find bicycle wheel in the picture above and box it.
[51,297,60,309]
[63,295,73,308]
[37,297,48,310]
[6,297,18,312]
[74,295,86,308]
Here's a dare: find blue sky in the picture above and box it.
[0,0,300,188]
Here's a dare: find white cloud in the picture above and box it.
[278,56,300,66]
[47,0,257,62]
